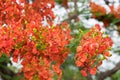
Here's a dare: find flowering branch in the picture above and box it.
[98,61,120,80]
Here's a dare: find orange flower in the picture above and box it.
[104,51,111,57]
[90,68,97,75]
[81,70,87,76]
[0,0,71,80]
[90,2,106,16]
[76,46,82,52]
[75,24,113,76]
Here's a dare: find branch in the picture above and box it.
[73,0,78,11]
[63,0,79,23]
[97,61,120,80]
[86,73,92,80]
[63,1,89,23]
[0,61,16,80]
[64,13,79,23]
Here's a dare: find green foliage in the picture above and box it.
[111,70,120,80]
[113,46,120,55]
[69,22,89,53]
[0,54,10,63]
[0,54,22,80]
[55,0,62,4]
[61,54,87,80]
[61,22,89,80]
[111,18,120,26]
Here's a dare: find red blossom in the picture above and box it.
[75,24,113,76]
[0,0,71,80]
[81,70,87,76]
[90,68,97,75]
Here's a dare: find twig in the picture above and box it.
[97,61,120,80]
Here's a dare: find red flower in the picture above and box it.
[75,24,113,76]
[104,51,111,57]
[81,70,87,76]
[90,68,97,75]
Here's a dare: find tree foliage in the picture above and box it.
[0,0,119,80]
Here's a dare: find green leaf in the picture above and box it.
[55,0,62,4]
[0,54,10,63]
[111,18,120,25]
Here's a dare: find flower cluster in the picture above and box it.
[109,5,120,18]
[0,0,71,80]
[0,0,55,26]
[90,1,120,27]
[0,23,71,80]
[20,23,71,80]
[90,2,106,18]
[75,24,113,76]
[0,0,114,79]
